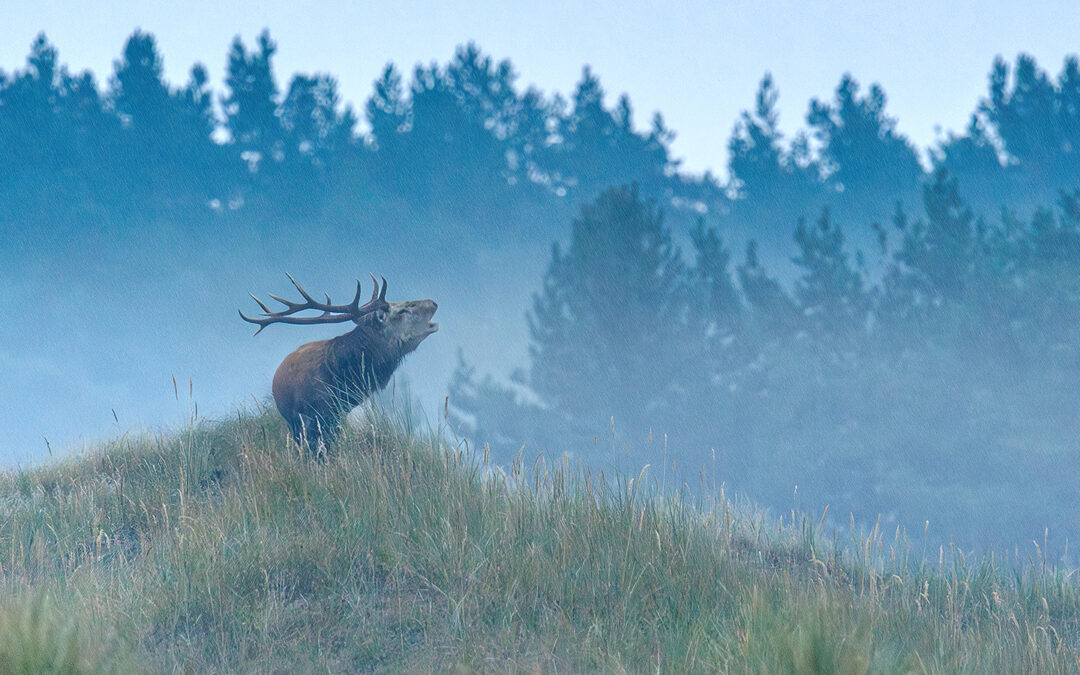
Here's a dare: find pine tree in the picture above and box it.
[807,74,923,238]
[689,220,741,334]
[877,170,994,355]
[983,55,1057,172]
[686,220,748,399]
[979,54,1080,203]
[109,31,170,131]
[527,185,689,438]
[108,31,219,208]
[366,63,409,147]
[405,45,517,209]
[737,240,798,339]
[222,30,282,171]
[791,208,869,347]
[364,62,412,193]
[0,34,117,226]
[726,73,823,257]
[728,73,811,201]
[279,72,356,166]
[0,34,64,175]
[553,69,677,204]
[933,114,1010,214]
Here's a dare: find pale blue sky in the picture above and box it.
[3,1,1079,175]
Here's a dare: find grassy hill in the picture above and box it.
[1,407,1078,673]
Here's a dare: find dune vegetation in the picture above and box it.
[0,406,1077,673]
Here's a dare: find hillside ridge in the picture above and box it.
[0,408,1077,672]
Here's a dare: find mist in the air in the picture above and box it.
[2,30,1079,558]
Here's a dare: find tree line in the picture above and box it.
[4,30,1080,550]
[3,31,1079,252]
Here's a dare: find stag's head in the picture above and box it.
[240,274,438,356]
[356,294,440,356]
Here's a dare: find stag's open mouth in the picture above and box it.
[417,301,438,336]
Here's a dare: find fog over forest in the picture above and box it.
[2,30,1079,556]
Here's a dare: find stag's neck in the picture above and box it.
[326,325,402,393]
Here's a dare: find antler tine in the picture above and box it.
[368,273,379,303]
[267,273,317,311]
[249,293,272,314]
[286,272,318,303]
[239,307,297,335]
[238,309,270,335]
[355,274,389,314]
[348,280,363,313]
[267,292,294,309]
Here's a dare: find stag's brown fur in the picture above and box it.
[272,299,437,446]
[242,276,437,450]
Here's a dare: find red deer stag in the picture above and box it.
[240,274,438,450]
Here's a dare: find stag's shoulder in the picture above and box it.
[297,338,332,357]
[276,339,333,375]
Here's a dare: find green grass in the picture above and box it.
[0,407,1078,673]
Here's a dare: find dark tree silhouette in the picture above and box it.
[0,34,119,229]
[982,55,1080,200]
[688,219,742,337]
[279,73,356,166]
[222,30,282,172]
[527,186,689,431]
[791,208,869,348]
[724,73,825,268]
[402,45,518,212]
[728,73,820,205]
[736,240,798,338]
[553,68,678,205]
[364,62,411,190]
[108,31,219,210]
[807,74,923,236]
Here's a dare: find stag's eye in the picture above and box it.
[375,309,388,322]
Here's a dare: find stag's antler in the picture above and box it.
[240,273,388,334]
